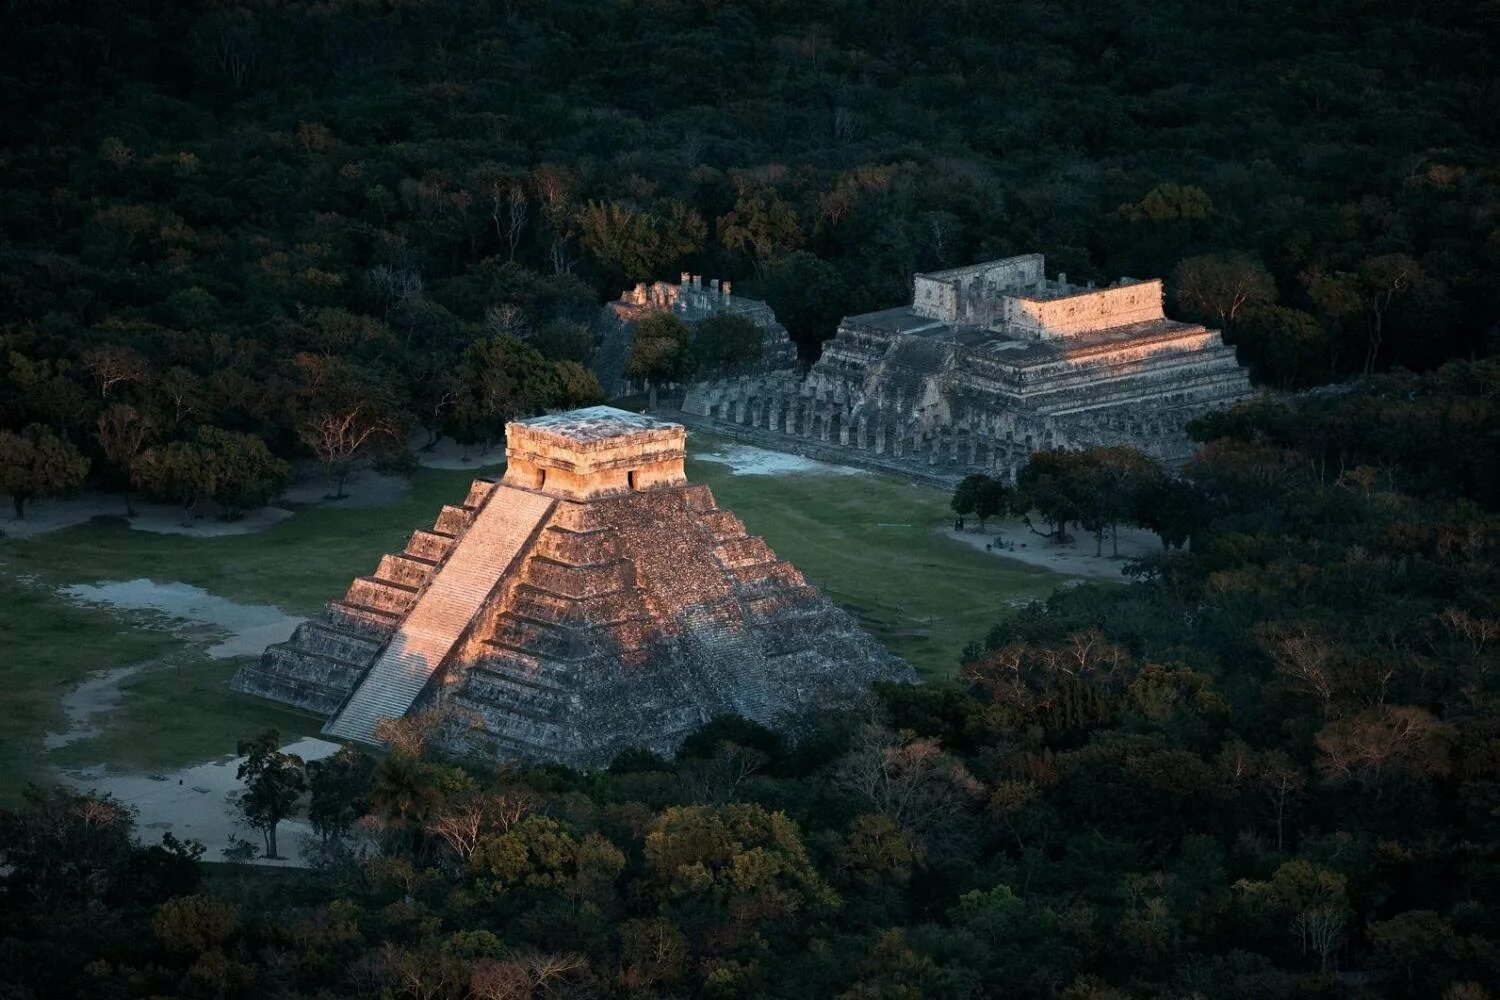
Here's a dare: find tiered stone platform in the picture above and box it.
[232,407,911,766]
[683,254,1254,477]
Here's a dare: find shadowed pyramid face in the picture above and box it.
[502,406,687,500]
[233,404,914,767]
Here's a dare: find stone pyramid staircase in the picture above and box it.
[323,485,555,745]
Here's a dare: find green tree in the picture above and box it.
[370,750,444,846]
[1235,304,1332,388]
[470,814,624,909]
[1013,450,1086,542]
[234,730,306,860]
[197,425,290,517]
[576,199,705,289]
[130,426,287,520]
[152,894,240,956]
[96,403,156,515]
[306,746,375,844]
[952,473,1008,530]
[532,320,594,364]
[447,335,568,451]
[975,475,1008,530]
[692,313,764,376]
[951,473,981,523]
[1172,251,1276,331]
[718,188,803,269]
[643,803,837,940]
[130,438,220,524]
[625,312,695,408]
[0,424,89,520]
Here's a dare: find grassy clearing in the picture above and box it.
[0,467,485,616]
[0,578,179,798]
[45,654,321,779]
[0,441,1071,801]
[0,577,322,802]
[686,441,1069,674]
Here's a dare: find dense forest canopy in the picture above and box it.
[3,0,1499,484]
[4,2,1500,997]
[5,363,1500,996]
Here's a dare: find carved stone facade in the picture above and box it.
[683,254,1253,479]
[231,407,911,767]
[593,274,798,396]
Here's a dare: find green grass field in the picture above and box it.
[0,438,1071,802]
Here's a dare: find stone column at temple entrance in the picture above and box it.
[749,399,762,427]
[731,398,744,424]
[874,422,886,454]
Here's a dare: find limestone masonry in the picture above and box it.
[231,407,911,766]
[683,254,1253,478]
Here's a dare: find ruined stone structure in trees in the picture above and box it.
[231,407,910,767]
[593,273,799,395]
[683,254,1253,480]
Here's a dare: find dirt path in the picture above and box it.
[940,521,1163,581]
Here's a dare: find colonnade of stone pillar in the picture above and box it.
[691,376,1031,481]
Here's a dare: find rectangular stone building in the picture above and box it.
[684,254,1253,479]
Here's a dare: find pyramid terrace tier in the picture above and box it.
[231,461,913,766]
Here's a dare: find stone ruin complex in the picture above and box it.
[593,273,799,395]
[683,254,1253,481]
[231,407,911,767]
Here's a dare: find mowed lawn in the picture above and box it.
[686,445,1068,673]
[0,443,1072,800]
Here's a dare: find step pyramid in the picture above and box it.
[231,406,914,767]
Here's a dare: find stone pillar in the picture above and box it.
[839,416,851,446]
[749,398,762,428]
[893,431,904,458]
[731,398,744,424]
[820,406,833,442]
[874,422,886,454]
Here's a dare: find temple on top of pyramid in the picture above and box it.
[230,406,913,768]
